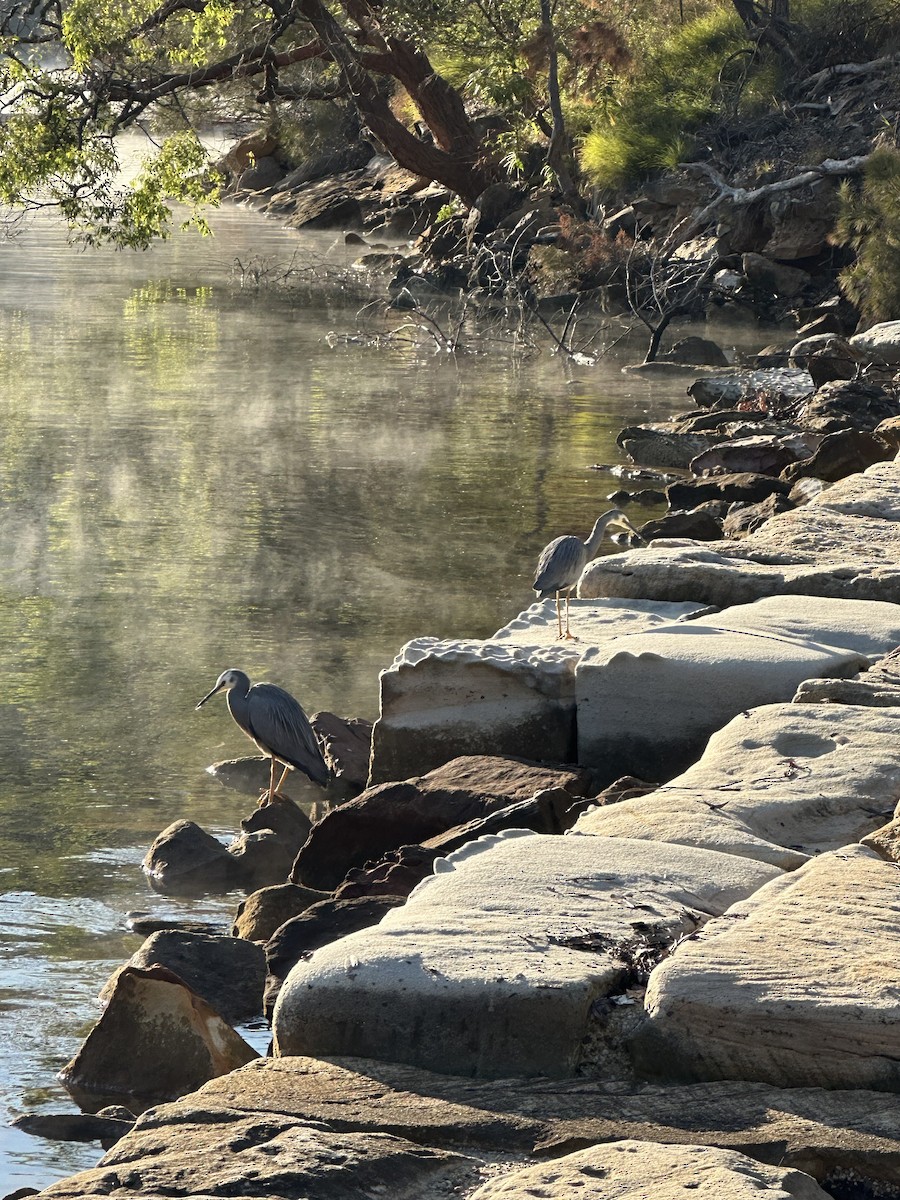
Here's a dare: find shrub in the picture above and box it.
[833,146,900,321]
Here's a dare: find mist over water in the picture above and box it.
[0,203,695,1188]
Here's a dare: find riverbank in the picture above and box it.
[18,341,900,1198]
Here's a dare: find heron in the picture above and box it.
[533,509,642,640]
[195,668,329,807]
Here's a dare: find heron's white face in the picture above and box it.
[217,670,242,690]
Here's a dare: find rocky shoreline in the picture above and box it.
[12,335,900,1199]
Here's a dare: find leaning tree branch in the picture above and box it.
[673,154,870,248]
[802,53,900,95]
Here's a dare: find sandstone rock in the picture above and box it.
[632,846,900,1090]
[470,1140,829,1200]
[35,1111,476,1198]
[576,692,900,863]
[205,755,319,803]
[780,428,892,484]
[369,599,703,784]
[640,509,723,542]
[741,253,811,298]
[291,754,593,892]
[789,332,859,372]
[265,895,407,1018]
[232,881,328,942]
[100,930,266,1024]
[850,319,900,364]
[723,493,792,537]
[311,711,373,790]
[59,965,258,1110]
[689,433,817,477]
[687,368,814,410]
[11,1111,134,1147]
[188,1056,900,1189]
[272,832,779,1078]
[797,379,900,433]
[142,820,242,896]
[236,155,285,193]
[575,625,866,782]
[217,131,278,181]
[580,460,900,606]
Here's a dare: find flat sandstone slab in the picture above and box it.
[470,1140,828,1200]
[576,700,900,859]
[36,1056,900,1197]
[575,625,866,779]
[369,598,704,783]
[272,832,779,1078]
[579,460,900,606]
[633,845,900,1090]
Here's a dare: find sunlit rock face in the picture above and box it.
[368,598,704,784]
[575,700,900,861]
[272,830,779,1078]
[632,845,900,1091]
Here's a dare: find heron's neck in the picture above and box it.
[584,512,618,556]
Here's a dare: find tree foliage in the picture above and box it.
[833,147,900,321]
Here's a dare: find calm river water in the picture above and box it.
[0,202,739,1189]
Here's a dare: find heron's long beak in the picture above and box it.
[195,683,224,709]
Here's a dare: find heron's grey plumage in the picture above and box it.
[196,668,329,804]
[534,509,641,638]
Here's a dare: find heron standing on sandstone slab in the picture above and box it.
[533,509,642,640]
[196,668,329,806]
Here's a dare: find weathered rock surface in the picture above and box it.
[580,460,900,605]
[576,697,900,863]
[227,795,315,889]
[265,895,408,1018]
[273,832,779,1077]
[850,319,900,364]
[633,845,900,1091]
[781,428,893,484]
[59,965,258,1111]
[36,1113,477,1198]
[232,881,329,942]
[291,754,594,891]
[689,432,817,477]
[39,1054,900,1198]
[100,930,266,1024]
[142,820,243,895]
[369,599,706,784]
[575,624,866,781]
[470,1140,828,1200]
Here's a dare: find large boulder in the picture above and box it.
[232,881,328,942]
[290,755,594,892]
[850,319,900,364]
[575,623,866,782]
[273,832,779,1078]
[142,820,243,895]
[576,697,900,862]
[632,846,900,1090]
[59,965,258,1111]
[369,599,705,784]
[100,931,266,1024]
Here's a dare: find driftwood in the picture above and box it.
[802,53,900,95]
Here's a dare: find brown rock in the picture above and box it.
[290,755,593,892]
[99,931,266,1024]
[639,510,724,542]
[227,794,313,889]
[666,472,792,510]
[741,253,811,298]
[142,820,242,896]
[723,493,793,538]
[232,882,329,942]
[59,965,258,1111]
[781,428,893,484]
[797,379,900,433]
[689,433,816,477]
[312,711,373,792]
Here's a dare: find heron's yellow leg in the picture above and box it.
[274,763,290,797]
[564,591,577,640]
[555,593,564,639]
[259,757,278,807]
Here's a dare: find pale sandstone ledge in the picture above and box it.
[271,832,779,1078]
[575,700,900,861]
[632,845,900,1091]
[32,1056,900,1198]
[580,460,900,606]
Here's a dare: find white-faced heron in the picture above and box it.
[533,508,642,639]
[196,668,329,806]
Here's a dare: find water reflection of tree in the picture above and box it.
[0,268,647,887]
